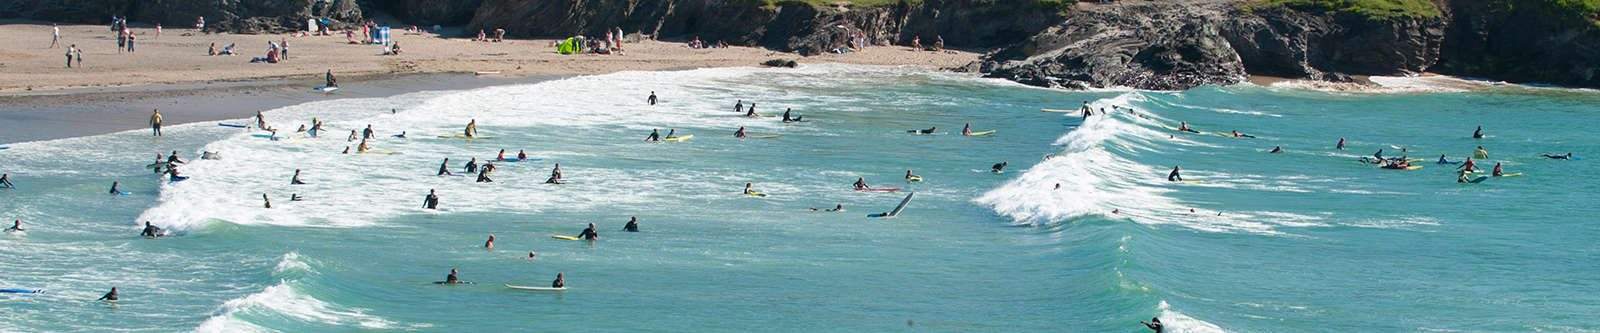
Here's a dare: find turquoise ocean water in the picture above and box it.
[2,65,1597,332]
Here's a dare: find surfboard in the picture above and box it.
[1040,108,1077,113]
[745,134,781,139]
[505,284,566,292]
[906,176,924,182]
[745,191,768,198]
[966,130,997,137]
[0,288,42,294]
[664,135,694,142]
[550,235,580,241]
[1468,176,1489,183]
[857,188,901,193]
[1474,152,1489,159]
[1495,173,1523,177]
[314,86,339,93]
[433,281,474,285]
[169,176,190,183]
[1405,165,1424,171]
[218,123,248,128]
[868,192,915,218]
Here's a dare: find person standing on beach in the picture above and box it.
[280,38,289,61]
[196,16,205,33]
[74,46,82,67]
[126,32,136,53]
[149,109,163,136]
[50,24,60,48]
[155,23,161,39]
[64,45,75,68]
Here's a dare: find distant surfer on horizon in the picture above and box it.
[623,217,639,232]
[423,189,439,209]
[1473,125,1484,139]
[577,223,599,241]
[648,91,657,106]
[1167,166,1183,182]
[1140,317,1163,333]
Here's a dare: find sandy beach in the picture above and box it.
[0,22,978,94]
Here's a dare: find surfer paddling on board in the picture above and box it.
[909,127,936,135]
[98,287,118,301]
[1167,166,1183,182]
[1230,130,1255,138]
[1177,122,1197,133]
[853,177,870,190]
[1542,152,1573,160]
[1437,154,1455,164]
[140,221,163,238]
[6,220,23,232]
[991,162,1008,173]
[577,223,598,241]
[1269,146,1283,154]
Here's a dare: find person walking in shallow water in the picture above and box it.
[149,109,163,136]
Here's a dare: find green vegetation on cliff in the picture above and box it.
[751,0,1069,12]
[1249,0,1441,20]
[1495,0,1600,28]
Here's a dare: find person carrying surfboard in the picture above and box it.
[1167,166,1183,182]
[645,129,661,142]
[735,126,747,139]
[853,177,870,190]
[623,217,639,232]
[577,223,599,241]
[423,189,439,209]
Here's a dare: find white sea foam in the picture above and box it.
[1157,300,1228,333]
[195,280,397,333]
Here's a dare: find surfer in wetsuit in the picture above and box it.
[291,169,306,185]
[0,173,11,189]
[746,103,758,118]
[263,193,272,208]
[1167,166,1183,182]
[476,164,495,183]
[1492,162,1504,177]
[347,130,358,142]
[782,108,797,123]
[1473,126,1484,139]
[1140,317,1163,333]
[1231,130,1255,138]
[577,223,598,240]
[735,126,747,138]
[465,119,477,138]
[291,194,303,201]
[623,217,639,232]
[1372,149,1385,163]
[648,91,657,106]
[109,181,122,195]
[362,125,374,139]
[743,183,758,196]
[905,170,919,181]
[665,129,676,139]
[437,158,453,176]
[910,127,937,135]
[1437,154,1454,164]
[1336,137,1346,150]
[98,287,118,301]
[853,177,870,190]
[735,100,743,113]
[552,273,565,288]
[646,129,662,142]
[393,131,407,139]
[324,70,337,88]
[6,220,23,232]
[445,268,460,284]
[1177,122,1197,133]
[991,162,1008,173]
[168,151,186,165]
[810,204,844,212]
[256,111,268,130]
[962,123,972,136]
[465,158,479,174]
[1536,152,1574,160]
[140,221,162,238]
[423,189,439,209]
[1269,146,1283,154]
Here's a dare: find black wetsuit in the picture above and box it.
[623,220,639,232]
[992,162,1007,173]
[141,224,161,238]
[1142,321,1164,333]
[1167,169,1182,182]
[648,93,657,106]
[552,278,564,288]
[647,131,661,142]
[465,160,479,174]
[423,193,439,209]
[578,227,598,240]
[438,160,453,176]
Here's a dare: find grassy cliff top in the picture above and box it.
[1249,0,1442,20]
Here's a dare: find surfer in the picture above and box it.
[1372,149,1385,162]
[623,217,639,232]
[6,220,23,232]
[1457,170,1472,183]
[1140,317,1163,333]
[393,131,407,139]
[1437,154,1455,164]
[357,138,371,153]
[485,234,495,249]
[1458,158,1478,173]
[552,273,565,288]
[465,119,478,138]
[263,193,272,208]
[782,108,801,122]
[735,100,744,113]
[1078,101,1091,114]
[577,223,599,241]
[1167,166,1183,182]
[1542,152,1573,160]
[1492,162,1504,177]
[1474,146,1489,159]
[445,268,461,284]
[962,123,972,136]
[423,189,439,209]
[324,70,337,88]
[1269,146,1283,154]
[149,109,163,136]
[166,167,188,182]
[910,127,937,135]
[362,125,374,139]
[746,103,758,118]
[735,126,747,138]
[517,150,528,161]
[645,129,662,142]
[1336,137,1346,150]
[140,221,162,238]
[1231,130,1255,138]
[291,194,303,201]
[347,130,358,142]
[991,162,1008,173]
[256,111,268,130]
[465,158,479,174]
[665,129,677,139]
[438,158,454,176]
[98,287,118,301]
[648,91,657,106]
[291,169,306,185]
[342,146,350,154]
[476,164,495,183]
[1473,126,1484,139]
[1177,122,1197,133]
[202,151,221,160]
[905,170,919,181]
[743,183,759,196]
[109,181,122,195]
[853,177,870,190]
[0,173,11,189]
[810,204,844,212]
[168,151,186,165]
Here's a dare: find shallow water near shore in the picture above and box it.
[2,64,1598,332]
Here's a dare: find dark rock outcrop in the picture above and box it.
[0,0,361,33]
[1222,6,1445,81]
[374,0,482,26]
[1434,0,1600,87]
[762,58,799,68]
